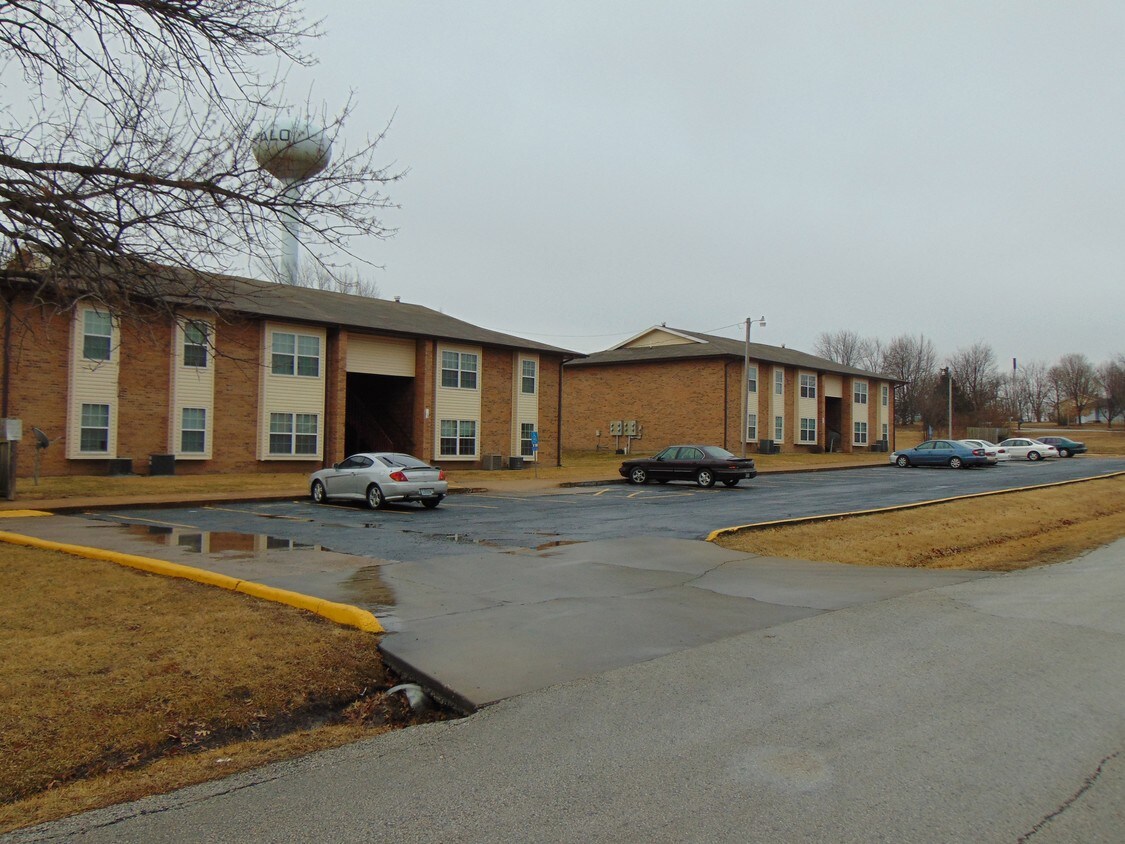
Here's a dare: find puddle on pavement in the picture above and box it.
[534,540,583,550]
[120,524,320,559]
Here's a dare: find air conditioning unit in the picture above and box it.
[482,454,502,470]
[108,458,133,476]
[758,439,780,454]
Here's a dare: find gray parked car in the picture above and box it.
[310,452,448,509]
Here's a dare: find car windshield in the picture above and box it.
[701,446,737,459]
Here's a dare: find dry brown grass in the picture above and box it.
[14,472,308,501]
[0,545,441,833]
[715,475,1125,571]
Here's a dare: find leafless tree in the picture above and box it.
[1,0,401,319]
[257,258,380,298]
[1097,356,1125,427]
[814,330,863,367]
[1049,353,1099,425]
[947,342,1002,420]
[1013,360,1052,423]
[883,333,938,426]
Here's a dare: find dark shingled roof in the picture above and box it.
[157,270,579,356]
[567,326,894,380]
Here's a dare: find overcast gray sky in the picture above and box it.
[267,1,1125,365]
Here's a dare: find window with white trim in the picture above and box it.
[747,364,758,393]
[799,417,817,443]
[440,419,478,456]
[774,415,784,441]
[269,412,319,455]
[183,322,208,368]
[881,384,889,407]
[520,422,536,456]
[181,408,206,453]
[854,382,868,404]
[441,351,478,389]
[746,413,757,442]
[882,422,889,442]
[800,373,817,398]
[82,311,113,361]
[271,332,320,377]
[80,403,110,452]
[774,369,784,395]
[521,359,537,394]
[854,421,868,445]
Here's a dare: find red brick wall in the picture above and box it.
[480,348,514,461]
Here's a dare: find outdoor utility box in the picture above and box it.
[0,419,23,442]
[759,439,780,454]
[508,456,525,470]
[149,454,176,475]
[108,458,133,476]
[609,420,623,436]
[482,454,502,470]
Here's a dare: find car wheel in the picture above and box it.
[311,480,326,504]
[629,467,648,485]
[1028,451,1041,461]
[896,455,910,468]
[365,484,386,509]
[1059,448,1071,457]
[722,478,739,487]
[949,456,963,469]
[421,498,441,509]
[696,469,716,488]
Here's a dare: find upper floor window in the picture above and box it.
[746,364,758,393]
[183,322,209,368]
[774,369,784,395]
[854,382,868,404]
[800,373,817,399]
[882,384,889,407]
[521,359,537,394]
[82,311,113,361]
[271,332,320,377]
[441,350,478,389]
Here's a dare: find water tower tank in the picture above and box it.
[252,118,332,183]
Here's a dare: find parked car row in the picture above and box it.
[890,435,1087,468]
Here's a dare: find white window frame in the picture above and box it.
[82,311,113,361]
[440,419,478,457]
[854,382,868,404]
[182,321,209,368]
[774,415,784,441]
[881,384,889,407]
[774,369,784,395]
[441,351,479,390]
[79,403,111,453]
[854,421,868,445]
[520,422,536,456]
[800,373,817,399]
[799,417,817,444]
[746,413,757,442]
[882,422,889,442]
[268,412,319,455]
[181,408,207,453]
[521,359,537,395]
[747,364,758,394]
[271,332,320,377]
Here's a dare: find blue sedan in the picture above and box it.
[891,439,990,469]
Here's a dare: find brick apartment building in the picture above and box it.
[0,271,574,478]
[562,326,897,455]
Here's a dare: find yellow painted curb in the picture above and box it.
[0,529,384,633]
[0,509,53,518]
[706,470,1125,542]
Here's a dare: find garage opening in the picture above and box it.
[345,373,415,455]
[824,396,843,451]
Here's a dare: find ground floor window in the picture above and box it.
[774,415,784,442]
[746,413,757,442]
[440,419,478,456]
[882,423,889,442]
[520,422,536,457]
[854,421,868,445]
[80,403,110,452]
[269,412,318,455]
[181,408,206,453]
[799,417,817,444]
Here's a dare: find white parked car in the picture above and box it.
[997,438,1059,461]
[960,439,1010,463]
[309,452,448,509]
[959,439,999,464]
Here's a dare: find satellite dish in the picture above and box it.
[32,427,50,449]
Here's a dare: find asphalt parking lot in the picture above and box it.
[8,456,1121,707]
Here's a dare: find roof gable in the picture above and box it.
[613,325,707,350]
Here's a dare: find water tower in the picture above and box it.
[252,116,332,284]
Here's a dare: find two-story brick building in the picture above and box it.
[1,270,575,477]
[562,325,897,455]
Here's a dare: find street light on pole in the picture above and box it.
[742,316,767,458]
[940,366,953,438]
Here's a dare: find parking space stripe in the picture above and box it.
[91,514,200,529]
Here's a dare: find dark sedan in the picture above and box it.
[620,445,757,488]
[1035,436,1087,457]
[891,439,991,469]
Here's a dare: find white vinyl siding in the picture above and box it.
[259,322,326,460]
[879,383,891,444]
[67,305,120,458]
[435,343,482,460]
[512,353,540,460]
[769,366,785,446]
[346,334,416,376]
[796,370,818,445]
[170,317,215,459]
[852,379,869,448]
